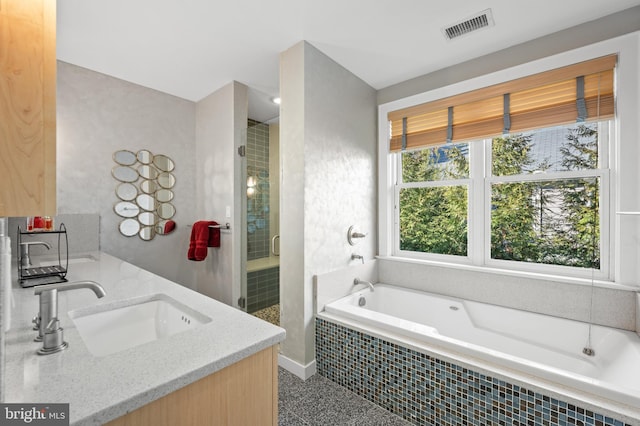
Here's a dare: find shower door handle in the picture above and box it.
[271,235,280,256]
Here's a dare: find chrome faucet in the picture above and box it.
[354,278,374,292]
[20,241,52,267]
[33,280,106,355]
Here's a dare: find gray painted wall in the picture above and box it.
[378,5,640,105]
[280,42,377,366]
[57,62,198,289]
[8,63,247,304]
[194,81,247,305]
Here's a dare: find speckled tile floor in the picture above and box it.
[252,304,280,326]
[278,368,411,426]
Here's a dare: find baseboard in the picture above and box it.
[278,354,316,380]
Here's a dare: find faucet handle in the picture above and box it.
[347,226,368,245]
[37,317,67,355]
[33,314,44,342]
[45,318,59,331]
[32,315,40,331]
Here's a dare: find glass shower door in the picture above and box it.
[244,118,280,325]
[239,127,248,312]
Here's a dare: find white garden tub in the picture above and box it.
[322,283,640,411]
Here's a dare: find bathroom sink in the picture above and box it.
[68,294,211,357]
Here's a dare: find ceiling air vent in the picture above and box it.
[442,9,494,41]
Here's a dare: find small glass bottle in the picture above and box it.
[26,217,34,231]
[33,216,44,231]
[44,216,53,231]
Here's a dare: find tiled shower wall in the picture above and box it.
[246,119,279,313]
[246,119,270,261]
[247,266,279,313]
[316,318,633,426]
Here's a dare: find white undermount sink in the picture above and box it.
[68,294,211,357]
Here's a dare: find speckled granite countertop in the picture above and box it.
[4,252,285,425]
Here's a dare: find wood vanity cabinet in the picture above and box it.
[0,0,56,216]
[106,346,279,426]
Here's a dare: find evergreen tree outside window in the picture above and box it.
[396,121,610,275]
[399,143,469,256]
[489,123,603,269]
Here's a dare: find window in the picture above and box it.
[399,142,469,256]
[388,55,616,278]
[489,123,607,270]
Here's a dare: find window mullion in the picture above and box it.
[469,140,486,266]
[393,153,401,255]
[600,169,611,280]
[487,169,603,184]
[393,180,400,256]
[483,138,493,268]
[399,179,471,190]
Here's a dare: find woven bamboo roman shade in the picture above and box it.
[388,55,616,152]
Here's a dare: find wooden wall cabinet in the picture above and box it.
[0,0,56,216]
[106,346,279,426]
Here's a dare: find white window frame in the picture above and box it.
[392,122,612,280]
[378,33,640,286]
[394,147,473,263]
[482,122,612,280]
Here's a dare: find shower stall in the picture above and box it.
[241,118,280,324]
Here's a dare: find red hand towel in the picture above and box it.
[188,221,220,261]
[208,222,220,248]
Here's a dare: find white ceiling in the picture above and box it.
[57,0,640,121]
